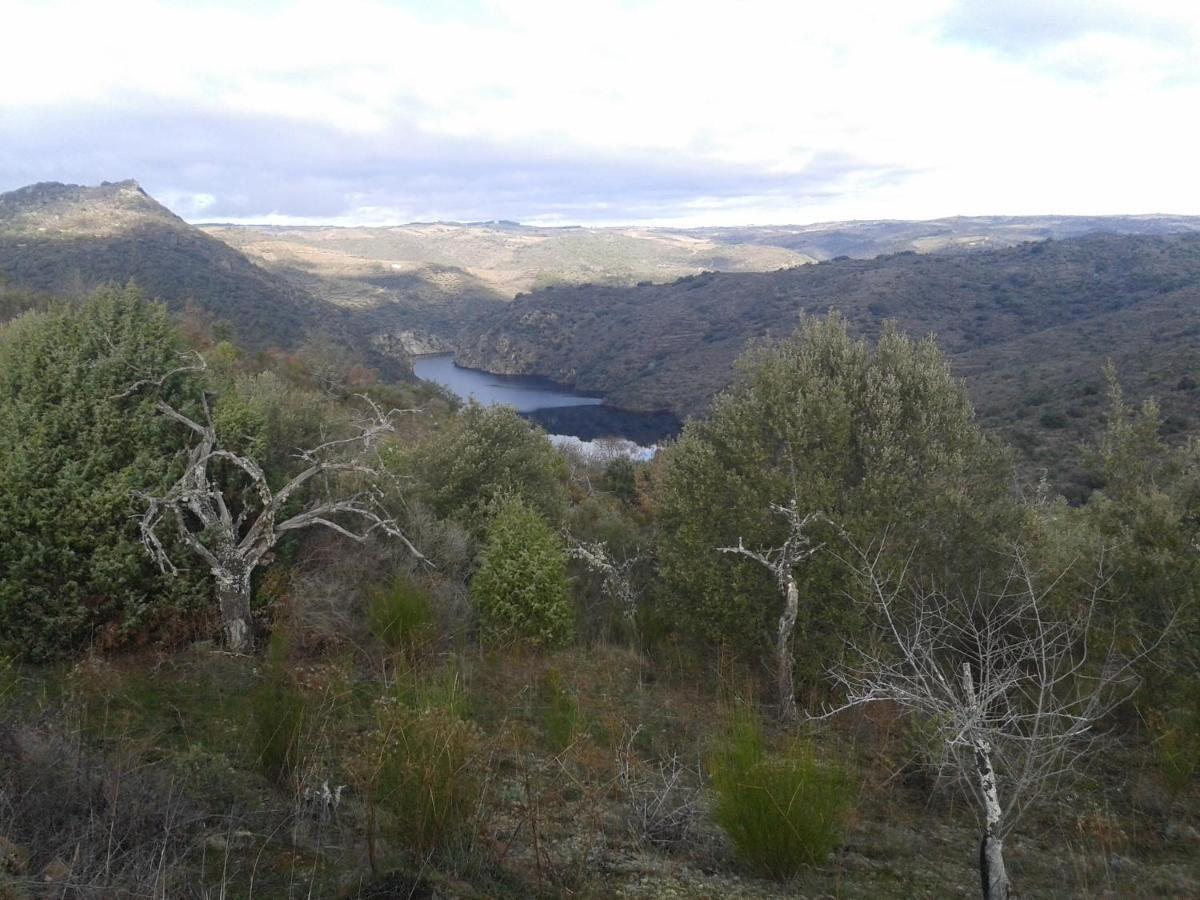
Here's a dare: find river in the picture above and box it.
[411,354,679,458]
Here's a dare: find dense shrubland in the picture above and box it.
[0,289,1196,897]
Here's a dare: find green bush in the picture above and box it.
[708,710,854,878]
[1153,701,1200,801]
[470,494,573,648]
[367,574,434,654]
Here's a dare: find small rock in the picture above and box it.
[0,836,29,876]
[1109,854,1137,874]
[1164,822,1200,846]
[40,858,71,883]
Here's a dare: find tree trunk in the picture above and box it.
[961,663,1010,900]
[979,829,1009,900]
[973,738,1010,900]
[215,565,254,653]
[777,575,800,723]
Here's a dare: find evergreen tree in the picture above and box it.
[470,494,572,647]
[0,287,207,658]
[655,313,1017,682]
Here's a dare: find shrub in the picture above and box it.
[353,674,484,867]
[406,402,569,531]
[470,494,573,648]
[708,710,853,878]
[367,574,434,654]
[1152,700,1200,801]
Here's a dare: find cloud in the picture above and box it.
[1,102,906,225]
[1,0,1198,224]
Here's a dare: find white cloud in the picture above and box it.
[1,0,1198,224]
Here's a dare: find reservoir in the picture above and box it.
[412,353,604,412]
[412,354,680,455]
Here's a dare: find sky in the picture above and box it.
[1,0,1198,227]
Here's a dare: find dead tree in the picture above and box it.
[815,540,1164,900]
[567,538,644,639]
[719,502,824,722]
[137,392,423,653]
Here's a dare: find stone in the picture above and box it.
[40,858,71,883]
[0,836,29,876]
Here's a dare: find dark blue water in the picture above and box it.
[412,354,680,449]
[412,354,603,412]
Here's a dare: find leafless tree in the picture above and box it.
[567,538,644,638]
[815,539,1166,900]
[719,502,824,722]
[136,391,424,653]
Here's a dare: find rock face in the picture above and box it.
[371,328,452,359]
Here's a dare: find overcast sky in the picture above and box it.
[2,0,1198,226]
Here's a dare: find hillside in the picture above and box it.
[202,221,812,298]
[457,234,1200,494]
[0,181,333,350]
[693,214,1200,260]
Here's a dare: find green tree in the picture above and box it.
[0,287,206,659]
[470,494,572,647]
[406,402,568,531]
[1080,364,1200,705]
[655,313,1017,683]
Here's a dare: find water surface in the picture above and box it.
[413,354,603,413]
[413,353,680,454]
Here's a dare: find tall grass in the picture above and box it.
[249,634,307,786]
[537,668,578,753]
[353,670,486,871]
[367,574,434,655]
[708,708,854,878]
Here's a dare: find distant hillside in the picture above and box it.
[457,234,1200,495]
[202,215,1200,361]
[0,181,332,350]
[691,214,1200,260]
[203,222,811,299]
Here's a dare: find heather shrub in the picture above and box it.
[708,709,853,878]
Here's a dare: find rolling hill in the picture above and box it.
[457,234,1200,495]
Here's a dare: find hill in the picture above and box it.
[0,181,333,350]
[457,234,1200,495]
[692,214,1200,260]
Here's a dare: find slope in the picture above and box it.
[0,181,332,350]
[457,234,1200,492]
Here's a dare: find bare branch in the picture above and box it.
[133,387,425,652]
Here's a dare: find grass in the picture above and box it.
[0,643,1194,898]
[366,574,434,655]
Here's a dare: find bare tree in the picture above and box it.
[136,391,424,653]
[815,539,1164,900]
[719,502,824,722]
[567,538,644,638]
